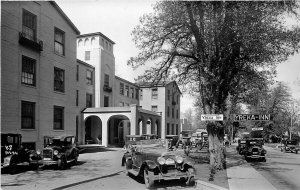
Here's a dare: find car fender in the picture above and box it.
[56,153,65,159]
[143,160,158,170]
[3,154,15,166]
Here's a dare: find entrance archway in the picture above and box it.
[85,116,102,144]
[107,115,130,146]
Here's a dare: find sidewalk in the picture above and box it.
[226,146,277,190]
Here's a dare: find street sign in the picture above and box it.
[233,114,270,121]
[252,127,263,131]
[201,114,223,121]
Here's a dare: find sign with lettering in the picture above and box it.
[201,114,223,121]
[252,127,264,131]
[233,114,270,121]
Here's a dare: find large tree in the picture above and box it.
[128,1,300,170]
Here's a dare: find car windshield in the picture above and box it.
[287,141,297,145]
[138,139,168,151]
[49,139,63,146]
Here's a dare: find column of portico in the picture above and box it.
[130,105,138,135]
[101,115,109,147]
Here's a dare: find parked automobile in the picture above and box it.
[178,137,192,149]
[1,133,41,174]
[142,134,158,140]
[244,138,266,162]
[281,139,299,154]
[236,139,247,155]
[165,135,179,150]
[121,138,195,189]
[35,135,79,170]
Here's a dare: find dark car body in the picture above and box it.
[36,135,79,169]
[244,138,266,162]
[1,133,40,174]
[178,137,192,149]
[121,139,195,189]
[236,139,247,155]
[281,139,299,154]
[165,135,179,150]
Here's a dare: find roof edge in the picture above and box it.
[78,32,115,44]
[50,1,80,35]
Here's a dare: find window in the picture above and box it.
[21,56,36,86]
[54,28,65,55]
[167,107,170,117]
[54,67,64,92]
[85,51,90,61]
[86,93,93,107]
[168,90,170,101]
[167,123,170,135]
[104,96,109,107]
[152,88,158,99]
[119,102,124,107]
[22,9,36,41]
[120,83,124,95]
[176,124,178,135]
[53,106,64,130]
[140,89,143,100]
[130,87,134,98]
[151,105,158,112]
[76,90,79,106]
[76,65,79,81]
[76,116,78,141]
[172,124,174,135]
[21,101,35,129]
[172,108,174,118]
[135,89,139,99]
[125,85,129,96]
[176,109,178,119]
[104,74,109,87]
[86,70,93,85]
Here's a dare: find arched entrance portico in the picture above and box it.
[82,105,162,147]
[84,115,102,144]
[107,115,130,146]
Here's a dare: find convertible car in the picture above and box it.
[121,138,195,189]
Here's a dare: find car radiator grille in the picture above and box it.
[43,149,53,159]
[161,164,177,174]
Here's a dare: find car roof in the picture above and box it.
[49,135,75,141]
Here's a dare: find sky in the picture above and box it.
[56,0,300,113]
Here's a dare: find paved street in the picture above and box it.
[1,147,196,190]
[2,144,300,190]
[226,144,300,190]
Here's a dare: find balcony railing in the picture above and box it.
[103,85,112,92]
[19,32,43,52]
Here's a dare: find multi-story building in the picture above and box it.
[138,81,181,138]
[0,1,90,149]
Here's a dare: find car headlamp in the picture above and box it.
[54,150,59,155]
[175,155,183,164]
[157,157,166,165]
[36,150,41,155]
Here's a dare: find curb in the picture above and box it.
[196,180,229,190]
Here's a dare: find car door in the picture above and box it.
[132,146,143,171]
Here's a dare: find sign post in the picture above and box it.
[233,114,270,121]
[201,114,223,121]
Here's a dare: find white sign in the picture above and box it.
[201,114,223,121]
[252,127,263,131]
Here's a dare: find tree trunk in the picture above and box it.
[207,122,225,171]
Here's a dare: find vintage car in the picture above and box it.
[236,139,247,155]
[244,138,266,162]
[178,137,192,149]
[121,139,195,189]
[36,135,79,169]
[1,133,41,174]
[165,135,179,150]
[281,139,299,154]
[142,134,158,140]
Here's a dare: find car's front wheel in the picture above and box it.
[143,168,154,189]
[58,157,66,170]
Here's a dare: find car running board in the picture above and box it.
[127,169,139,176]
